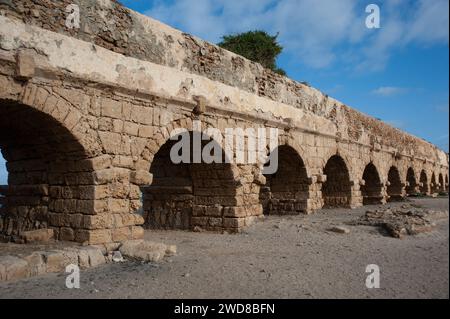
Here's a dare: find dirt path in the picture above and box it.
[0,198,448,299]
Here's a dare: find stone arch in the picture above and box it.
[282,135,312,177]
[138,117,195,165]
[387,166,403,201]
[321,148,353,177]
[405,167,417,195]
[445,174,449,192]
[361,162,384,205]
[142,130,240,231]
[322,155,352,208]
[419,170,428,194]
[0,98,95,242]
[259,145,311,215]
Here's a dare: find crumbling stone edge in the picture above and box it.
[0,240,176,283]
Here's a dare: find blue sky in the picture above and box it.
[0,0,448,184]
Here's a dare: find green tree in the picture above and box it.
[218,30,286,76]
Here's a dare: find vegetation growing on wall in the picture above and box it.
[218,30,286,75]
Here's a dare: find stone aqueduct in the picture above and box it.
[0,0,448,245]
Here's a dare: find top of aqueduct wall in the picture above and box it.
[0,0,447,167]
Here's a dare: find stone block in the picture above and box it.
[16,51,35,80]
[0,256,29,282]
[23,252,46,277]
[22,228,54,243]
[130,170,153,185]
[43,250,78,273]
[79,246,106,268]
[101,98,122,119]
[124,121,139,136]
[112,226,131,242]
[223,217,245,229]
[59,227,75,241]
[130,226,145,239]
[119,240,172,262]
[75,229,112,245]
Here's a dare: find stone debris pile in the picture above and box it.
[0,240,176,282]
[349,204,448,238]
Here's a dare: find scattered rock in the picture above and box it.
[112,251,124,263]
[165,245,177,256]
[349,207,447,238]
[0,256,28,281]
[119,240,176,262]
[328,226,350,234]
[78,246,106,268]
[23,252,46,276]
[193,226,203,232]
[31,9,40,18]
[0,245,106,282]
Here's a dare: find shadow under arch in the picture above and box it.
[0,99,94,241]
[361,162,384,205]
[430,172,439,194]
[322,155,352,208]
[259,144,310,215]
[405,167,417,195]
[419,170,428,194]
[142,131,237,231]
[438,173,444,193]
[387,166,403,202]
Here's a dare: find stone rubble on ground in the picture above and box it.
[112,251,125,263]
[328,226,350,234]
[348,204,448,239]
[0,240,176,282]
[119,240,177,262]
[0,245,105,282]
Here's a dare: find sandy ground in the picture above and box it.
[0,197,448,299]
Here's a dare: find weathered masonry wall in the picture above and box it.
[0,0,448,245]
[0,0,445,161]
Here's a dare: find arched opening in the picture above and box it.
[361,162,383,205]
[143,131,237,231]
[430,173,439,194]
[438,173,444,193]
[445,175,449,192]
[0,100,93,242]
[322,155,352,208]
[260,145,310,215]
[387,166,403,201]
[419,170,428,195]
[405,167,417,195]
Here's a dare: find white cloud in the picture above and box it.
[406,0,449,44]
[435,100,449,113]
[371,86,409,96]
[145,0,449,71]
[147,0,272,43]
[357,0,449,71]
